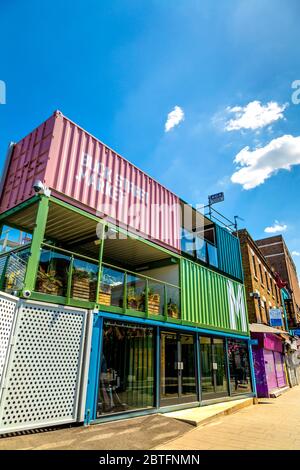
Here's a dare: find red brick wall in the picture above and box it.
[256,235,300,323]
[238,229,283,326]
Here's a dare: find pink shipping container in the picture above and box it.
[0,111,181,252]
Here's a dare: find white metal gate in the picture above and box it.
[0,292,18,388]
[0,298,89,434]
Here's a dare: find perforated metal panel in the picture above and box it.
[0,292,18,387]
[0,300,88,434]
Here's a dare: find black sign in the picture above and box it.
[208,192,224,205]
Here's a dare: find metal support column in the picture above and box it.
[156,326,160,409]
[248,338,257,397]
[22,195,50,293]
[95,223,106,306]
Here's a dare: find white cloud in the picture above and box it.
[225,100,287,131]
[292,251,300,256]
[264,221,287,233]
[165,106,184,132]
[231,134,300,189]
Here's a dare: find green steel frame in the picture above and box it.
[22,195,49,292]
[0,194,251,338]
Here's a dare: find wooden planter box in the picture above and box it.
[88,282,112,305]
[148,294,161,315]
[71,277,90,300]
[98,291,112,306]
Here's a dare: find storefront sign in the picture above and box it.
[208,192,224,205]
[269,308,283,327]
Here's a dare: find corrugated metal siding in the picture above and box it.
[47,113,181,252]
[0,116,55,213]
[215,224,243,281]
[0,111,181,253]
[181,258,249,334]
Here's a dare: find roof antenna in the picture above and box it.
[234,215,244,232]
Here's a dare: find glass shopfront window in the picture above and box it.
[96,320,155,416]
[160,332,197,405]
[227,339,252,395]
[200,336,228,399]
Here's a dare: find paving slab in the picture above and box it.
[163,397,254,426]
[155,385,300,450]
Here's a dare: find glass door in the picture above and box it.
[96,320,155,416]
[200,336,229,400]
[213,338,228,395]
[160,331,197,406]
[160,332,179,402]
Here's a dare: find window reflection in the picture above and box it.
[196,236,207,262]
[97,321,155,416]
[71,258,98,302]
[207,242,218,268]
[181,228,195,256]
[100,266,124,307]
[126,274,146,312]
[227,339,252,394]
[181,226,218,269]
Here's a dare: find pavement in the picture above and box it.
[155,385,300,450]
[163,397,253,426]
[1,386,300,450]
[0,414,192,450]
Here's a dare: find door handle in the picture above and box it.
[174,362,184,370]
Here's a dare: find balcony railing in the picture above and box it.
[100,263,180,319]
[36,244,99,301]
[0,245,31,293]
[0,242,181,319]
[32,244,180,319]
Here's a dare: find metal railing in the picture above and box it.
[0,245,31,292]
[33,244,180,318]
[101,262,180,319]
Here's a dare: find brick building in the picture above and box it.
[237,229,292,397]
[256,235,300,327]
[237,229,284,327]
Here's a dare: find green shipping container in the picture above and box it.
[215,224,243,281]
[181,258,249,335]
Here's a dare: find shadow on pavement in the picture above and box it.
[0,414,193,450]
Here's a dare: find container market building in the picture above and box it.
[0,111,255,434]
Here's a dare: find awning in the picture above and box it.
[249,323,289,335]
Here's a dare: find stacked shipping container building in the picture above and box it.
[0,111,256,434]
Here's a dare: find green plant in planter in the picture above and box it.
[127,284,147,310]
[167,299,179,318]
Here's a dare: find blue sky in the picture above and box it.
[0,0,300,274]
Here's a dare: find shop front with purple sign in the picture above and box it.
[251,333,287,397]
